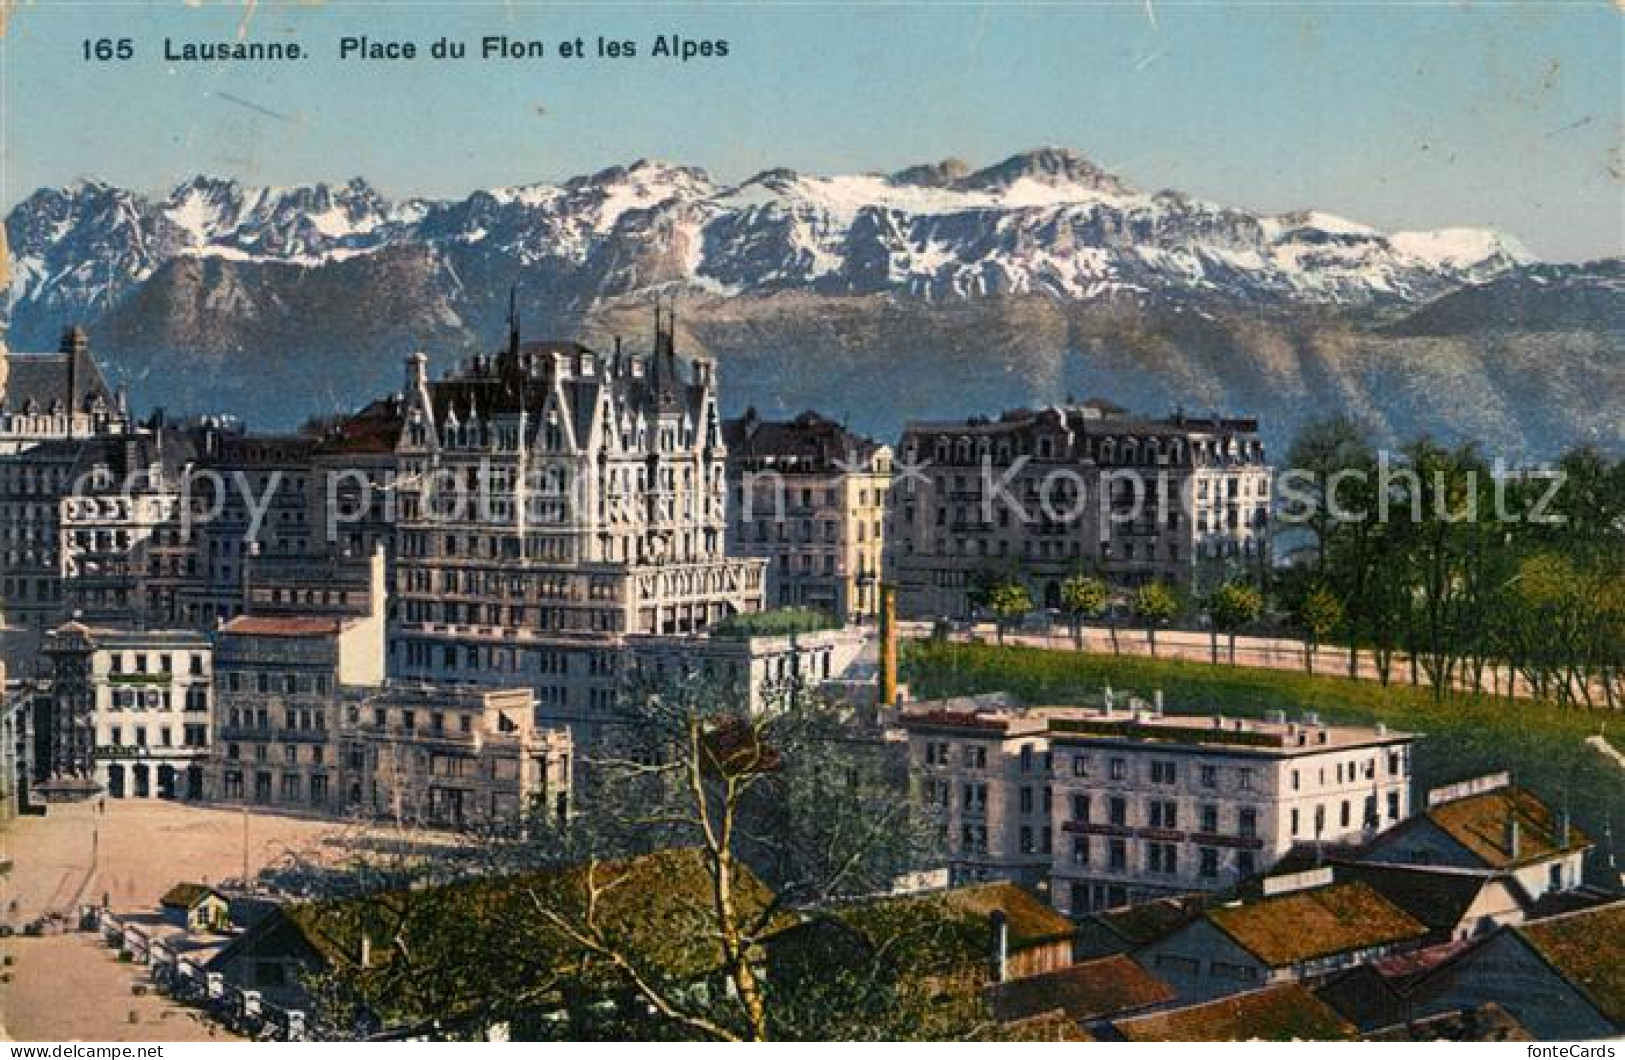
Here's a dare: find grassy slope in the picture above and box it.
[903,640,1624,886]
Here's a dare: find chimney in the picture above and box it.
[988,909,1009,984]
[61,325,86,439]
[1558,807,1571,848]
[1153,689,1164,715]
[359,934,372,969]
[878,583,898,707]
[1505,813,1521,860]
[406,351,429,393]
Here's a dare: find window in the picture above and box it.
[1151,761,1177,785]
[1237,851,1257,877]
[1149,800,1178,829]
[1109,839,1127,871]
[1072,755,1090,778]
[1239,807,1258,839]
[1199,847,1220,878]
[1019,787,1034,814]
[1291,807,1301,836]
[1201,804,1219,834]
[1340,800,1352,828]
[1148,842,1178,875]
[1200,764,1218,788]
[1238,768,1255,791]
[1109,797,1127,827]
[1072,837,1090,866]
[1019,826,1035,853]
[1109,758,1126,781]
[1071,794,1091,823]
[1019,745,1033,773]
[1387,791,1401,821]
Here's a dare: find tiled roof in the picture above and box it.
[213,849,787,1025]
[994,1011,1095,1041]
[723,409,883,468]
[1115,983,1356,1042]
[220,615,348,637]
[314,398,403,455]
[831,881,1075,956]
[160,882,222,909]
[1093,894,1210,948]
[1364,1003,1533,1042]
[1206,882,1428,968]
[991,954,1175,1023]
[1425,788,1591,869]
[1517,901,1625,1025]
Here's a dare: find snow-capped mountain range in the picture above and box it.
[5,147,1537,333]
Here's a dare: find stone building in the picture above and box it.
[886,402,1272,619]
[57,428,201,627]
[899,693,1064,889]
[0,325,130,455]
[37,623,213,800]
[899,694,1415,913]
[1045,703,1413,913]
[340,683,572,829]
[0,328,138,665]
[723,409,891,621]
[179,433,317,625]
[627,625,868,714]
[207,548,567,827]
[385,311,765,736]
[0,438,79,664]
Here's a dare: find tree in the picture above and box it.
[1133,581,1180,657]
[1207,581,1263,665]
[1282,415,1373,569]
[984,579,1033,645]
[1295,584,1344,675]
[1058,574,1108,649]
[305,677,965,1040]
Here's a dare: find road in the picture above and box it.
[0,800,360,1041]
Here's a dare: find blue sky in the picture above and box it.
[3,1,1621,261]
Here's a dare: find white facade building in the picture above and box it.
[900,694,1415,914]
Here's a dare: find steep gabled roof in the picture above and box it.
[1,343,115,413]
[1336,863,1510,934]
[1205,883,1428,968]
[1115,984,1356,1042]
[1516,901,1625,1025]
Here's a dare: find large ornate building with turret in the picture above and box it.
[385,309,766,735]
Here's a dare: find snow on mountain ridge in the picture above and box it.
[3,150,1540,333]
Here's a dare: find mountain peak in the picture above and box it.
[890,158,971,189]
[960,147,1135,196]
